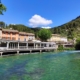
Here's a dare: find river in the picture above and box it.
[0,51,80,80]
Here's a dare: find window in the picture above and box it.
[2,37,7,40]
[7,37,11,40]
[19,34,22,36]
[12,37,15,40]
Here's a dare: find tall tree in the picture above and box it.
[38,29,52,41]
[0,0,6,15]
[0,21,5,28]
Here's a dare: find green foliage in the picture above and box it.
[30,28,41,38]
[6,24,34,33]
[75,38,80,50]
[0,3,6,15]
[67,29,74,39]
[58,45,64,50]
[0,21,5,28]
[63,47,75,50]
[38,29,52,41]
[76,38,80,43]
[58,45,75,50]
[51,16,80,39]
[75,42,80,50]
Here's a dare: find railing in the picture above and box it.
[0,45,58,51]
[0,47,7,50]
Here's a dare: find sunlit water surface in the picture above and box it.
[0,51,80,80]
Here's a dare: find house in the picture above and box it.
[1,28,19,40]
[48,34,68,43]
[0,28,35,41]
[19,32,28,41]
[27,33,35,41]
[19,32,35,41]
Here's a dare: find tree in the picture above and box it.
[38,29,52,41]
[75,38,80,50]
[0,21,5,28]
[67,29,74,39]
[0,0,6,15]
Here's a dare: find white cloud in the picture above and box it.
[41,26,51,29]
[29,14,53,27]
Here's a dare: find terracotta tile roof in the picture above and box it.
[2,28,35,36]
[26,33,35,36]
[2,29,18,32]
[19,32,27,35]
[19,32,27,34]
[19,32,34,36]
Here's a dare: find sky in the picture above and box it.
[1,0,80,28]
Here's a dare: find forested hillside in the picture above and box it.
[7,24,34,33]
[0,22,34,33]
[51,16,80,39]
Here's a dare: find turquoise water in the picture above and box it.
[0,51,80,80]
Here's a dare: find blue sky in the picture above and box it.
[1,0,80,28]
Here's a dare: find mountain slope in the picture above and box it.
[51,16,80,39]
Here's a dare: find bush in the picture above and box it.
[75,38,80,50]
[75,42,80,50]
[58,45,75,51]
[58,45,64,50]
[64,47,75,50]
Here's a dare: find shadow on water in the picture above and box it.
[0,57,44,80]
[0,59,28,80]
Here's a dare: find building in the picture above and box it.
[19,32,35,41]
[60,37,68,43]
[0,28,35,41]
[19,32,28,41]
[48,34,68,43]
[0,28,58,55]
[0,28,2,39]
[27,33,35,41]
[1,28,19,40]
[48,34,61,42]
